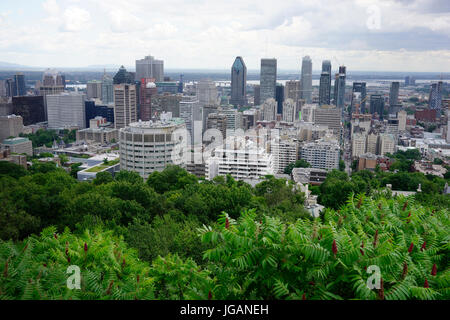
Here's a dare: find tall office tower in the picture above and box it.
[202,105,219,134]
[114,84,137,129]
[12,96,46,125]
[139,79,158,121]
[261,98,277,121]
[351,82,367,113]
[39,70,65,121]
[0,80,6,97]
[4,79,14,97]
[197,80,218,108]
[322,60,332,74]
[86,80,103,100]
[13,73,26,96]
[260,58,277,103]
[334,66,346,109]
[135,55,164,82]
[397,110,407,131]
[300,56,313,103]
[285,80,301,106]
[276,84,284,114]
[319,72,331,106]
[119,116,187,179]
[102,73,114,104]
[300,139,340,170]
[389,82,400,106]
[352,132,367,158]
[282,98,296,123]
[254,85,260,105]
[47,92,86,129]
[366,132,378,155]
[429,81,443,112]
[206,113,227,141]
[113,66,134,85]
[180,95,202,145]
[220,107,243,132]
[230,56,247,106]
[369,94,385,119]
[313,105,342,138]
[152,94,182,117]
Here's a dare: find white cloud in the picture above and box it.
[61,6,91,32]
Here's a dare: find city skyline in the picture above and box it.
[0,0,449,72]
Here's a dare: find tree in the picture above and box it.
[284,159,311,175]
[93,171,114,185]
[0,161,28,179]
[339,160,346,172]
[115,170,143,185]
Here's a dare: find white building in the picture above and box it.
[261,98,277,121]
[135,55,164,82]
[180,95,202,145]
[378,133,396,156]
[282,98,297,123]
[271,137,298,173]
[352,132,367,158]
[47,92,86,129]
[206,136,274,181]
[119,115,187,179]
[197,80,218,107]
[300,139,340,170]
[398,110,407,132]
[114,84,137,129]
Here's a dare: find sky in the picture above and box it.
[0,0,449,72]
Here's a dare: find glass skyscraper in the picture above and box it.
[260,58,277,103]
[230,56,247,106]
[301,56,312,103]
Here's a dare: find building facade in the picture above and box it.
[135,55,164,82]
[301,56,313,103]
[47,92,86,129]
[230,57,247,106]
[260,58,277,103]
[114,84,137,129]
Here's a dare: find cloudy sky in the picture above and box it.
[0,0,449,72]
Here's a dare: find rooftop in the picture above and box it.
[2,137,30,145]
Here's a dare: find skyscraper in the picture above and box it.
[389,82,400,106]
[370,94,385,119]
[230,57,247,106]
[135,55,164,82]
[197,80,218,108]
[87,80,102,100]
[180,95,202,145]
[260,58,277,103]
[261,98,277,121]
[114,84,137,129]
[351,82,367,113]
[301,56,313,103]
[284,80,301,105]
[319,72,331,106]
[113,66,134,85]
[334,66,346,109]
[139,79,158,121]
[102,73,114,104]
[47,92,86,129]
[282,98,296,123]
[429,81,443,112]
[13,73,26,96]
[276,84,284,115]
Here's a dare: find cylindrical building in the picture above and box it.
[119,114,187,179]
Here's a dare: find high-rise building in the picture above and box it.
[47,92,86,129]
[230,57,247,106]
[101,73,114,104]
[261,98,277,121]
[313,105,342,138]
[151,94,182,117]
[284,80,301,107]
[113,66,134,85]
[351,82,367,113]
[39,70,65,121]
[220,107,243,132]
[206,113,227,141]
[114,84,137,129]
[119,115,186,179]
[370,94,385,119]
[253,85,260,105]
[275,84,284,115]
[206,137,274,181]
[13,73,26,97]
[0,115,24,142]
[282,98,297,123]
[139,79,158,121]
[319,72,331,106]
[260,58,277,103]
[197,80,218,108]
[334,66,346,109]
[87,80,103,100]
[397,110,407,131]
[180,95,202,145]
[389,82,400,106]
[366,132,378,154]
[135,55,164,82]
[85,101,115,127]
[378,134,396,156]
[352,132,367,158]
[429,81,443,112]
[12,96,46,125]
[300,139,340,170]
[271,138,299,173]
[300,56,313,103]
